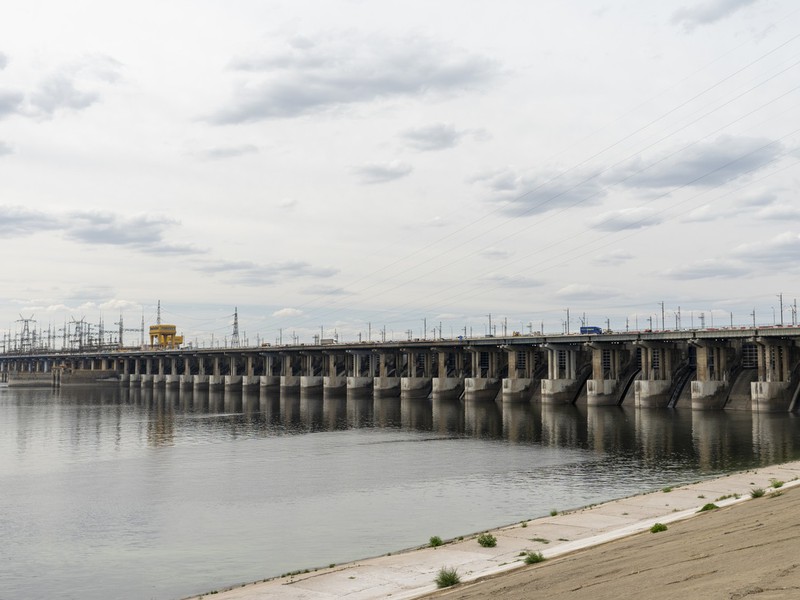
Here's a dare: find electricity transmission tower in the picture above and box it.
[115,313,144,348]
[17,315,36,353]
[231,307,240,348]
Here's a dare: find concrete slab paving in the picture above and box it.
[188,460,800,600]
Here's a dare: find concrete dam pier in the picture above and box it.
[2,327,800,412]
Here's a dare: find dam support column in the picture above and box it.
[153,357,166,387]
[752,338,795,411]
[180,357,193,389]
[141,358,154,388]
[374,351,400,397]
[166,357,180,388]
[121,358,131,387]
[502,347,538,401]
[225,354,243,390]
[402,349,432,399]
[586,343,637,406]
[634,342,694,408]
[541,345,587,404]
[691,341,732,410]
[300,352,323,391]
[325,351,347,392]
[261,354,280,389]
[194,356,209,390]
[432,349,464,399]
[346,351,372,392]
[131,358,142,387]
[209,355,224,390]
[635,343,673,408]
[242,355,259,389]
[465,348,502,400]
[281,353,300,390]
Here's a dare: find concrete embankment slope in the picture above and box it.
[188,461,800,600]
[432,473,800,600]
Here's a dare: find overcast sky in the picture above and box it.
[1,0,799,347]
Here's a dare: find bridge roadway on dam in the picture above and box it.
[2,326,800,412]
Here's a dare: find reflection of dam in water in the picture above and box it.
[117,384,800,467]
[5,383,800,600]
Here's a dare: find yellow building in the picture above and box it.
[149,324,183,348]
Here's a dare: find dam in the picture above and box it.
[2,325,799,412]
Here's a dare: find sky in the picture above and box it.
[1,0,799,348]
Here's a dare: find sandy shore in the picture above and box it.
[189,462,800,599]
[430,482,800,600]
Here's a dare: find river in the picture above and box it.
[1,384,798,599]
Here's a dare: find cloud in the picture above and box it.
[482,274,543,288]
[273,307,303,318]
[683,192,798,223]
[0,141,12,156]
[434,313,462,320]
[141,243,203,256]
[753,204,800,220]
[75,54,123,84]
[300,286,349,296]
[0,205,205,256]
[474,167,606,216]
[0,205,62,235]
[0,52,7,70]
[400,123,489,151]
[735,192,778,208]
[278,198,300,212]
[198,144,259,159]
[613,135,782,190]
[592,249,634,265]
[29,75,99,116]
[59,211,202,255]
[0,90,24,119]
[664,259,750,279]
[480,247,512,260]
[672,0,759,31]
[197,259,338,285]
[98,299,141,312]
[278,198,298,210]
[682,204,722,223]
[18,297,141,317]
[664,233,800,280]
[41,304,72,313]
[401,123,462,151]
[65,212,169,246]
[64,286,117,305]
[731,232,800,265]
[210,33,498,123]
[352,160,412,184]
[555,283,618,301]
[588,207,662,231]
[23,55,122,119]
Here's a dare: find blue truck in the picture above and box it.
[580,326,603,334]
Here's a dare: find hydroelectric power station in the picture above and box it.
[2,324,799,412]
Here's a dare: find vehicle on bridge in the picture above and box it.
[580,326,603,334]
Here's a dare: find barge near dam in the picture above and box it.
[2,326,799,412]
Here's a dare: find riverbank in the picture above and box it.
[431,473,800,600]
[187,460,800,599]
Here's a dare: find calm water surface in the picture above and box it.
[1,385,799,600]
